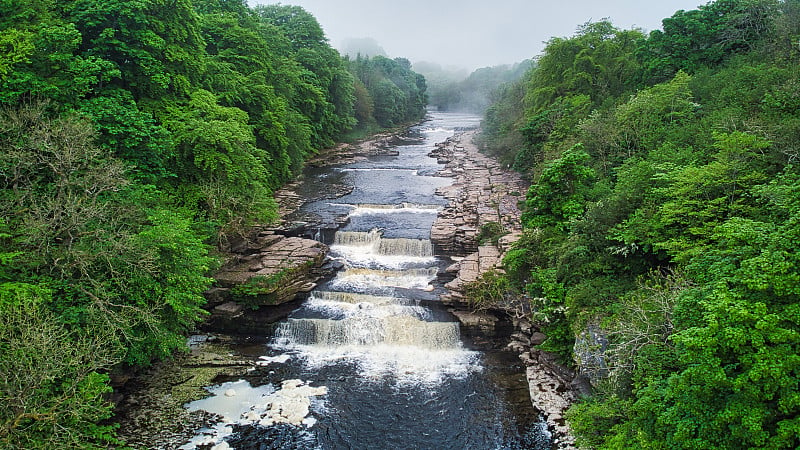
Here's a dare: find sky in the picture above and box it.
[250,0,706,72]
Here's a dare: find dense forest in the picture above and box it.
[476,0,800,447]
[0,0,425,447]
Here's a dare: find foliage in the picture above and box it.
[476,221,508,246]
[347,55,428,128]
[0,260,120,449]
[0,0,429,444]
[464,270,513,311]
[231,261,315,307]
[479,1,800,447]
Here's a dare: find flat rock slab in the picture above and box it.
[429,130,527,257]
[215,236,327,287]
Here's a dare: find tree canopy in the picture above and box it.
[0,0,427,446]
[479,1,800,447]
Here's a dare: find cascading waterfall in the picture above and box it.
[275,221,474,380]
[330,267,439,290]
[275,317,461,348]
[332,228,434,257]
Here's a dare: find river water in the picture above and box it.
[182,112,551,449]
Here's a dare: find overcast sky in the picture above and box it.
[250,0,706,71]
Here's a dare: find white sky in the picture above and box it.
[250,0,706,71]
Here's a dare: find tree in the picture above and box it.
[523,143,596,229]
[254,4,356,145]
[163,89,278,234]
[0,281,120,449]
[526,21,644,111]
[640,0,779,81]
[66,0,206,99]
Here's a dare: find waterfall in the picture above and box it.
[305,291,430,319]
[310,290,401,305]
[330,267,439,290]
[351,203,441,214]
[377,237,432,257]
[333,229,382,247]
[276,219,469,379]
[332,229,433,257]
[275,316,460,349]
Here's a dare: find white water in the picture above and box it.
[275,316,460,348]
[181,379,325,449]
[349,203,441,215]
[304,291,431,320]
[332,229,433,257]
[329,267,439,290]
[275,191,480,383]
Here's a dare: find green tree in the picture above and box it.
[254,4,356,146]
[0,281,120,449]
[526,21,644,111]
[0,0,117,107]
[163,89,278,234]
[66,0,206,99]
[523,143,596,229]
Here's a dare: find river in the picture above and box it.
[181,112,552,449]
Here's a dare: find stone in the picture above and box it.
[435,130,577,447]
[213,302,243,316]
[242,411,261,422]
[450,309,500,336]
[209,233,330,312]
[530,332,548,346]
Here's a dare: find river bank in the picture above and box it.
[429,130,581,448]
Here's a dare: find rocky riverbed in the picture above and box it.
[113,132,407,449]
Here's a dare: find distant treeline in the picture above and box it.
[0,0,426,447]
[417,60,533,113]
[474,0,800,448]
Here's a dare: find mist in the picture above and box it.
[250,0,705,72]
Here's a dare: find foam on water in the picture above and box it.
[338,168,419,174]
[329,267,439,290]
[180,380,275,450]
[181,379,325,449]
[304,295,431,321]
[186,380,276,423]
[421,127,452,134]
[349,203,441,216]
[278,342,480,385]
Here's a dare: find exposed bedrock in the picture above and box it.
[434,130,579,448]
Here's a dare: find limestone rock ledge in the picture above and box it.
[203,229,332,332]
[434,130,580,448]
[430,130,526,304]
[429,129,527,258]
